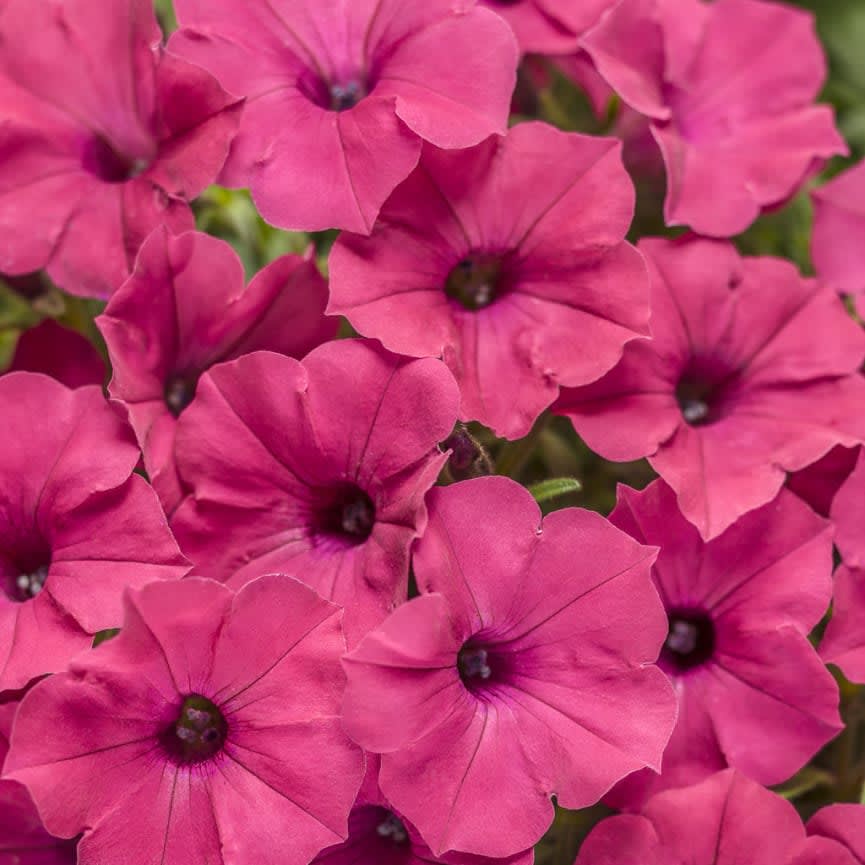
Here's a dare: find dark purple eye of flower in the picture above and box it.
[330,79,366,111]
[457,639,509,694]
[160,694,228,765]
[6,564,49,603]
[445,254,505,311]
[164,373,199,418]
[662,610,715,672]
[313,484,376,544]
[675,360,739,427]
[376,811,410,846]
[81,135,150,184]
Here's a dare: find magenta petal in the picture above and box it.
[812,159,865,308]
[831,448,865,568]
[380,701,552,858]
[246,91,421,235]
[9,320,106,389]
[342,593,466,754]
[0,780,75,865]
[803,804,865,865]
[377,6,516,149]
[4,671,170,838]
[821,566,865,684]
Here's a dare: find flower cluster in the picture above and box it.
[1,0,865,863]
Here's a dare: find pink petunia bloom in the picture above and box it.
[580,0,847,237]
[169,0,517,234]
[830,448,865,568]
[342,476,676,859]
[0,373,189,692]
[4,575,364,865]
[790,805,865,865]
[98,227,336,513]
[329,121,650,439]
[0,0,242,298]
[555,236,865,540]
[480,0,614,55]
[0,698,76,864]
[170,340,460,646]
[812,159,865,316]
[8,319,106,389]
[314,757,534,865]
[576,770,810,865]
[605,480,841,809]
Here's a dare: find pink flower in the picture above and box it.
[555,236,865,540]
[0,373,188,691]
[480,0,614,54]
[314,757,533,865]
[576,770,810,865]
[791,804,865,865]
[9,319,106,389]
[0,0,242,298]
[812,159,865,316]
[171,340,460,646]
[4,575,364,865]
[606,480,841,809]
[169,0,517,234]
[342,476,676,859]
[99,227,336,513]
[581,0,847,236]
[329,122,650,439]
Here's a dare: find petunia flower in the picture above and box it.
[0,372,189,692]
[8,319,106,389]
[576,770,812,865]
[342,476,676,859]
[0,0,242,298]
[555,236,865,540]
[480,0,614,55]
[329,121,650,439]
[812,159,865,316]
[790,804,865,865]
[99,227,336,513]
[580,0,847,237]
[170,340,460,646]
[606,480,841,809]
[169,0,517,234]
[314,756,534,865]
[4,575,364,865]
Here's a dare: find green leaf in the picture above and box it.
[528,477,582,505]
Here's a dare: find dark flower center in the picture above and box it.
[330,79,366,111]
[312,483,376,545]
[661,610,715,672]
[675,359,740,427]
[82,135,150,184]
[164,373,198,418]
[6,565,49,603]
[444,254,505,311]
[160,694,228,765]
[458,639,508,695]
[376,812,409,845]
